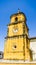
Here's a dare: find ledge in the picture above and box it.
[0,59,36,63]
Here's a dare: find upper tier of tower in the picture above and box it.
[10,10,27,23]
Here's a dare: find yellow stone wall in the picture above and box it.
[4,37,24,60]
[4,37,31,60]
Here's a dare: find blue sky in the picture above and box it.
[0,0,36,51]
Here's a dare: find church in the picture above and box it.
[4,9,33,61]
[0,9,36,65]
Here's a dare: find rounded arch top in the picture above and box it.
[10,11,27,23]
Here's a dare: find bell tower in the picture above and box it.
[4,10,33,61]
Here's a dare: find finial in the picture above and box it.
[18,8,20,13]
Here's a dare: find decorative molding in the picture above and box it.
[5,34,28,39]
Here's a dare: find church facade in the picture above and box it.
[4,10,33,61]
[0,10,36,65]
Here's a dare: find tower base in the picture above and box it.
[0,59,36,65]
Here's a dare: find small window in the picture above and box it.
[12,45,17,50]
[15,17,18,21]
[14,45,16,48]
